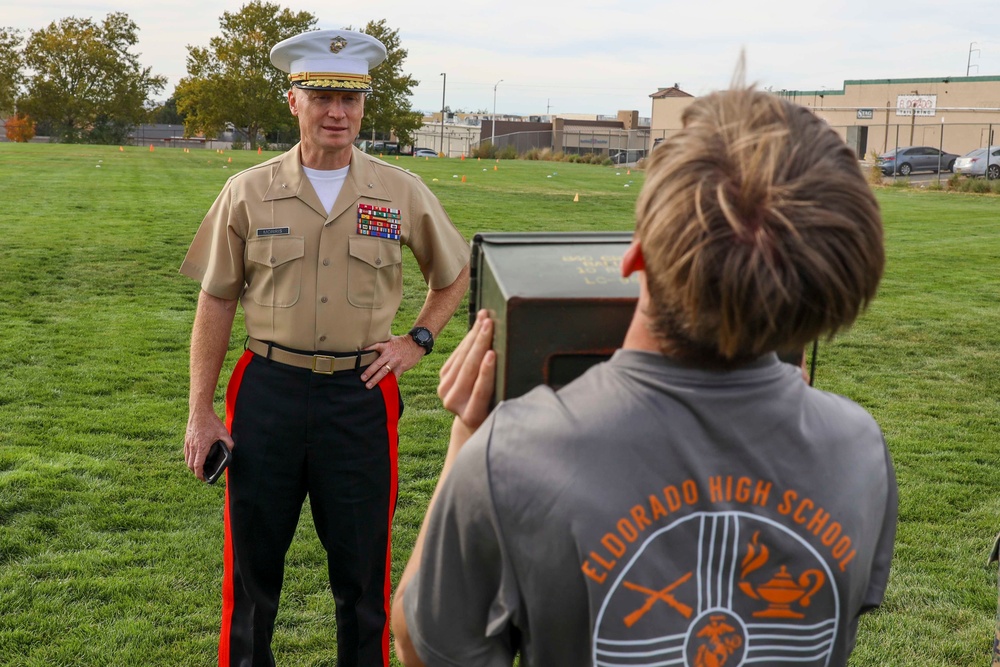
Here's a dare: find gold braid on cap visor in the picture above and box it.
[290,72,372,90]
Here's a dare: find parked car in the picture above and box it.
[413,148,439,158]
[357,140,400,154]
[877,146,960,176]
[610,149,648,165]
[953,146,1000,179]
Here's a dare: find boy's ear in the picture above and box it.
[622,240,645,276]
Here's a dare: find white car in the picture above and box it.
[953,146,1000,179]
[413,148,439,158]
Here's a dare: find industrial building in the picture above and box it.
[416,75,1000,164]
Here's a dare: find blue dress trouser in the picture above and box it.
[219,350,401,667]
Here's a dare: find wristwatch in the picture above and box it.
[408,326,434,355]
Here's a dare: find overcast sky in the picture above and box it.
[7,0,1000,117]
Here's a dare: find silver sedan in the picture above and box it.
[953,146,1000,179]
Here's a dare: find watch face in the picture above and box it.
[411,327,433,351]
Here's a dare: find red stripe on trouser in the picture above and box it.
[218,350,253,667]
[378,375,400,667]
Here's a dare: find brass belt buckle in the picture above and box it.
[312,355,336,374]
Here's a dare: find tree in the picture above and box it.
[0,28,24,118]
[357,20,422,148]
[5,113,35,142]
[149,96,186,125]
[19,13,165,144]
[175,1,316,149]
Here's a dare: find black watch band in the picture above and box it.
[408,326,434,355]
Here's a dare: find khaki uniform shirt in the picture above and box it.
[180,145,469,351]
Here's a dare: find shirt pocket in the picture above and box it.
[245,236,305,307]
[347,236,403,309]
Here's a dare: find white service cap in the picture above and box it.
[270,29,387,92]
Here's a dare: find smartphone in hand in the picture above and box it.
[204,439,232,485]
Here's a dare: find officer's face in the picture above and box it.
[290,88,365,163]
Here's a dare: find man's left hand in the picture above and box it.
[362,334,425,389]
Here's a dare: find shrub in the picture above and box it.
[969,178,991,194]
[866,150,884,186]
[470,142,498,160]
[5,114,36,143]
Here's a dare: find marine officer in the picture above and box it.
[180,27,470,667]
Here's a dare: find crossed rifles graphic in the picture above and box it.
[623,571,694,627]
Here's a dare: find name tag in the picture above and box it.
[257,227,290,237]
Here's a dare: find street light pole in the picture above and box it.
[492,79,503,147]
[440,73,446,156]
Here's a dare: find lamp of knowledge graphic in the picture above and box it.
[594,512,839,667]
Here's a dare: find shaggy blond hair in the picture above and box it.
[635,80,884,364]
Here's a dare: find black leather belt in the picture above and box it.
[247,337,378,374]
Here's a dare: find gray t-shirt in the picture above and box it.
[404,350,897,667]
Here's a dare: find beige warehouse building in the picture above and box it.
[411,75,1000,165]
[651,76,1000,160]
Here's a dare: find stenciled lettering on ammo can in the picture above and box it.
[593,512,839,667]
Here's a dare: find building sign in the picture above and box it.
[856,108,874,120]
[896,94,937,117]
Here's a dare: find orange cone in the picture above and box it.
[149,144,154,152]
[461,155,465,161]
[494,165,498,171]
[119,146,124,152]
[627,168,631,175]
[461,175,466,183]
[573,193,579,202]
[257,146,262,155]
[227,157,232,163]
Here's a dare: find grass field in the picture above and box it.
[0,143,998,666]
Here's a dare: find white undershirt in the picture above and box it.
[302,165,350,215]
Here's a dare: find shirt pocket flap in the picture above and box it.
[348,235,402,269]
[247,236,305,267]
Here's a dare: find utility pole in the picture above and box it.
[440,73,446,156]
[967,42,980,76]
